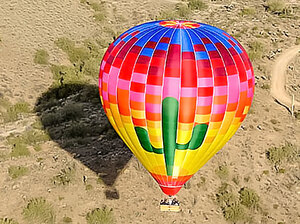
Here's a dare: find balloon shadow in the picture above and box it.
[34,83,132,199]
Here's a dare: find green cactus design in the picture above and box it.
[134,97,208,176]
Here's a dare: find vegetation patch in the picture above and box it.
[215,164,229,180]
[248,41,264,61]
[23,198,55,224]
[52,164,76,185]
[7,129,50,157]
[1,101,31,123]
[266,0,287,14]
[187,0,208,11]
[62,216,72,223]
[0,218,19,224]
[34,49,49,65]
[240,7,256,16]
[216,183,248,223]
[8,165,29,179]
[239,187,260,210]
[266,142,298,171]
[215,183,263,222]
[86,207,115,224]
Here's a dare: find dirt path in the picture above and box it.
[270,45,300,109]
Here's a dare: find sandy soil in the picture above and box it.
[0,0,299,224]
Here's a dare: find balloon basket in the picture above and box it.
[160,196,180,212]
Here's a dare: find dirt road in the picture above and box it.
[270,45,300,108]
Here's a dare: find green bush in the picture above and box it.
[8,166,29,179]
[66,123,89,138]
[239,187,260,210]
[266,0,286,14]
[34,49,49,65]
[240,7,256,16]
[248,41,264,61]
[23,198,55,224]
[188,0,208,10]
[266,143,297,167]
[53,165,75,185]
[215,165,229,180]
[2,102,31,123]
[62,216,72,223]
[10,143,30,158]
[86,207,114,224]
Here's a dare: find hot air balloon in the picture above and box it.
[98,20,254,207]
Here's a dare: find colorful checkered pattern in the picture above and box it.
[99,20,255,196]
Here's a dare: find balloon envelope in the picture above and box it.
[99,20,254,196]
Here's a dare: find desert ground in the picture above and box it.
[0,0,299,223]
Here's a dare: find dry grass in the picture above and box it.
[187,0,208,11]
[8,166,29,179]
[34,49,49,65]
[23,198,55,224]
[266,142,298,170]
[0,218,19,224]
[52,164,76,186]
[1,101,31,123]
[86,207,115,224]
[248,41,264,61]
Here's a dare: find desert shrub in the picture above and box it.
[89,1,105,12]
[61,103,84,121]
[223,202,245,223]
[239,187,260,210]
[53,165,75,185]
[54,37,75,53]
[8,166,29,179]
[266,143,297,168]
[94,12,106,21]
[215,165,229,180]
[157,10,177,20]
[86,207,114,224]
[296,37,300,45]
[34,49,49,65]
[240,7,256,16]
[266,0,287,14]
[248,41,264,61]
[41,112,61,127]
[0,218,19,224]
[66,123,89,138]
[10,143,30,158]
[216,183,247,223]
[2,102,31,123]
[7,130,49,150]
[187,0,208,10]
[261,83,270,90]
[176,3,192,19]
[62,216,72,223]
[23,198,55,224]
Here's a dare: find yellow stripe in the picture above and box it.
[195,114,210,123]
[131,109,145,119]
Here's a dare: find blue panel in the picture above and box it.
[186,29,203,45]
[182,29,194,52]
[156,42,168,51]
[149,28,168,43]
[140,47,154,56]
[205,43,216,51]
[195,51,209,60]
[135,28,161,47]
[170,29,180,44]
[113,38,122,46]
[234,45,243,54]
[122,35,132,43]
